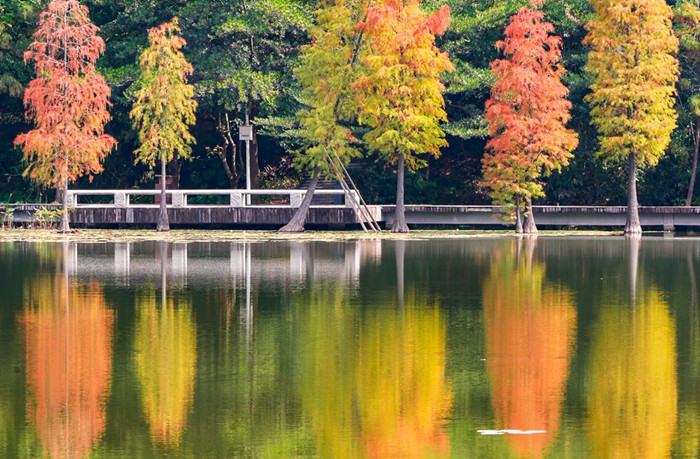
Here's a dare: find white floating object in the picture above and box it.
[478,429,547,436]
[477,430,505,435]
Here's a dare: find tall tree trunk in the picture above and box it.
[625,151,642,236]
[279,167,321,233]
[392,153,409,233]
[514,195,523,234]
[157,159,170,232]
[686,116,700,207]
[249,137,261,204]
[59,175,70,233]
[524,199,538,234]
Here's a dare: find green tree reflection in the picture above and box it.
[134,291,197,449]
[482,240,576,458]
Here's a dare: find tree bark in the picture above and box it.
[278,167,321,232]
[59,175,70,233]
[157,159,170,232]
[514,195,523,234]
[392,153,409,233]
[524,199,538,234]
[625,151,642,236]
[686,116,700,206]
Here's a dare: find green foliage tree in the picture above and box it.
[130,18,197,232]
[354,0,453,232]
[14,0,116,232]
[585,0,679,235]
[674,0,700,206]
[279,0,367,232]
[482,2,578,234]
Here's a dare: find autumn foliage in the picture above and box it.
[354,0,452,232]
[14,0,116,230]
[585,0,678,234]
[21,278,114,458]
[482,4,577,227]
[130,18,197,232]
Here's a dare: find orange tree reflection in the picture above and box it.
[482,240,576,458]
[21,277,113,458]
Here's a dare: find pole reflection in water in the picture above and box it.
[482,239,576,457]
[20,242,114,458]
[587,239,677,457]
[299,241,452,458]
[133,242,197,449]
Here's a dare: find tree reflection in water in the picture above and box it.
[20,243,113,458]
[134,291,196,448]
[587,241,677,457]
[482,239,576,458]
[299,280,452,458]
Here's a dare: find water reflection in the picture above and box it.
[587,241,677,457]
[1,238,699,457]
[299,278,452,457]
[133,243,197,448]
[482,239,576,457]
[20,243,113,458]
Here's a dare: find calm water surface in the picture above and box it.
[0,237,697,457]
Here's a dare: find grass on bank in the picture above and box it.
[0,228,621,242]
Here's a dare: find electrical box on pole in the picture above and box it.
[239,125,253,205]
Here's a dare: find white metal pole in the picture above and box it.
[246,138,251,206]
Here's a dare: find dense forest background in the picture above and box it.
[0,0,693,206]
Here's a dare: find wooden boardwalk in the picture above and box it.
[10,201,700,230]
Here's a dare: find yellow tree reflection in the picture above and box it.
[482,241,576,458]
[134,291,197,448]
[299,286,360,458]
[587,287,677,458]
[299,287,452,458]
[21,276,114,459]
[356,292,452,458]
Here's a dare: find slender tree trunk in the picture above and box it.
[514,195,523,234]
[524,199,538,234]
[157,159,170,232]
[59,175,70,233]
[279,167,321,232]
[686,116,700,207]
[392,153,409,233]
[625,152,642,236]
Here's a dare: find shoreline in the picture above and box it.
[0,228,625,242]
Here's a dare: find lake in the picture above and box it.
[0,236,697,457]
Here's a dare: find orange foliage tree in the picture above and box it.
[14,0,116,232]
[482,241,576,457]
[21,277,114,458]
[353,0,452,233]
[481,2,577,234]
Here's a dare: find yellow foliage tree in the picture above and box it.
[130,18,197,232]
[584,0,679,235]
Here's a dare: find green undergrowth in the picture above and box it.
[0,228,620,242]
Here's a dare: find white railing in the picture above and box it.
[65,189,359,209]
